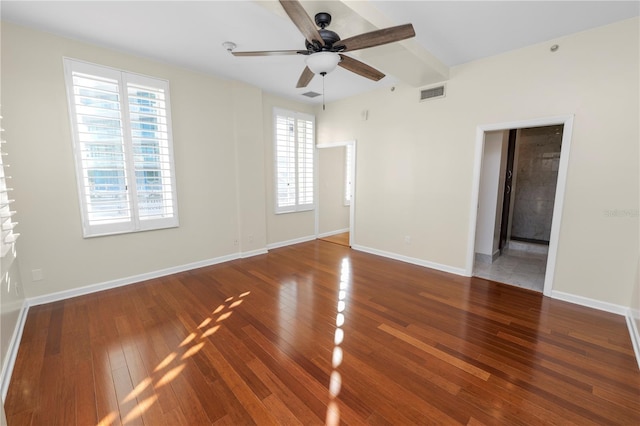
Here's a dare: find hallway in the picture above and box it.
[473,241,547,292]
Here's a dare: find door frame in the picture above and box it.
[315,140,357,247]
[465,115,574,297]
[498,129,518,252]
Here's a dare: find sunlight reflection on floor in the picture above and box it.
[96,290,251,425]
[325,257,351,426]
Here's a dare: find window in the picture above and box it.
[63,58,178,237]
[0,111,19,258]
[344,144,354,206]
[273,108,315,213]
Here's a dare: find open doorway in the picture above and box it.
[316,140,356,247]
[466,116,574,297]
[474,125,563,292]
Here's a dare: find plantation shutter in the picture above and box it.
[275,113,296,212]
[68,66,131,234]
[274,108,315,214]
[344,144,353,206]
[0,112,19,258]
[297,117,314,208]
[125,75,177,228]
[64,58,178,237]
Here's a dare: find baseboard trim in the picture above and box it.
[550,290,628,316]
[492,249,500,262]
[266,235,316,250]
[474,252,493,265]
[239,248,268,259]
[625,308,640,370]
[27,253,241,307]
[1,299,29,400]
[352,244,466,277]
[317,228,349,239]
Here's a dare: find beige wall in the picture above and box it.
[1,17,638,311]
[317,18,639,307]
[635,86,640,343]
[0,22,310,299]
[634,260,640,330]
[318,146,349,235]
[232,82,268,254]
[634,135,640,357]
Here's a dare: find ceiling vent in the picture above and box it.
[302,91,321,98]
[419,84,446,102]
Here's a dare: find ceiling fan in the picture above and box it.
[231,0,415,88]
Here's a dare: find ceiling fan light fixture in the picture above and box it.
[306,52,340,75]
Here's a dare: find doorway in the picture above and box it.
[316,140,356,247]
[466,116,574,297]
[474,125,563,292]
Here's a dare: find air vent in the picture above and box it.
[419,84,445,101]
[302,91,321,98]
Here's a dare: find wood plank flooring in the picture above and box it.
[318,232,349,247]
[5,240,640,425]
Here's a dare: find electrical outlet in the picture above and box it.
[233,239,238,246]
[404,236,411,244]
[32,269,44,281]
[248,234,254,243]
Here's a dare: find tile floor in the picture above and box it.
[473,241,548,292]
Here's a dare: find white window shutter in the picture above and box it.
[0,111,20,258]
[273,108,315,214]
[344,144,353,206]
[64,58,178,237]
[68,68,132,234]
[124,74,177,230]
[297,117,314,208]
[275,114,296,212]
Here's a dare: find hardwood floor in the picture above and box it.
[318,232,349,247]
[5,240,639,425]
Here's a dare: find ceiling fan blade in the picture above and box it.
[232,50,302,57]
[338,23,415,52]
[279,0,324,46]
[338,55,385,81]
[296,66,315,88]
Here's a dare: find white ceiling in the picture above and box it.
[2,1,638,105]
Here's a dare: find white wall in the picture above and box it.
[318,146,349,235]
[475,130,506,258]
[317,18,639,308]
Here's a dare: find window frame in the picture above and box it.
[273,108,316,214]
[63,58,179,238]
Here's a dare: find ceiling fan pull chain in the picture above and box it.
[322,72,326,110]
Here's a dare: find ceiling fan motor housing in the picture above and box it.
[305,12,344,52]
[314,12,331,28]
